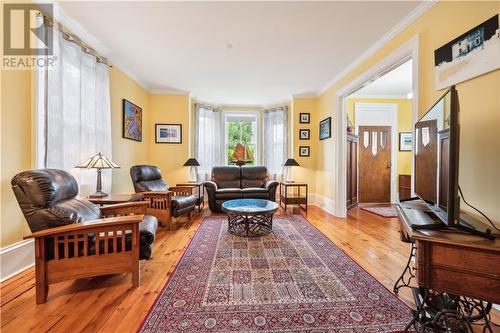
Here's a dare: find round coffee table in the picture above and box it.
[222,199,279,237]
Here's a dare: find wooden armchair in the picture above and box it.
[130,165,197,230]
[11,170,158,304]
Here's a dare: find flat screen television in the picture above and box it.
[414,86,460,226]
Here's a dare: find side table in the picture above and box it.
[176,182,204,212]
[86,193,144,206]
[279,182,308,212]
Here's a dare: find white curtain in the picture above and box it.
[195,104,222,180]
[263,106,288,178]
[37,23,112,196]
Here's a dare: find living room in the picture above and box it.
[1,1,500,332]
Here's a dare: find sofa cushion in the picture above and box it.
[212,166,241,189]
[241,166,268,188]
[215,188,243,200]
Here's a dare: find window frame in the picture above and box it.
[222,111,261,166]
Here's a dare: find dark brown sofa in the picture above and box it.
[204,166,278,212]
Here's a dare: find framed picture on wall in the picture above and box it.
[155,124,182,144]
[319,117,331,140]
[399,132,412,151]
[299,146,310,157]
[123,99,142,142]
[299,129,310,140]
[299,113,310,124]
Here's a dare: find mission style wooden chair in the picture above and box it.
[11,169,158,304]
[130,165,197,230]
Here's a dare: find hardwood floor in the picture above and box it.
[1,205,497,332]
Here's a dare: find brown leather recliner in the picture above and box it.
[204,165,278,213]
[130,165,196,229]
[11,169,158,303]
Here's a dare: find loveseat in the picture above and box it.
[204,166,279,213]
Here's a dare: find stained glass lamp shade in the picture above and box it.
[76,152,120,198]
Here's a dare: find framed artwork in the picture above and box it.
[399,132,413,151]
[299,113,310,124]
[434,15,500,90]
[299,146,310,157]
[299,129,310,140]
[319,117,331,140]
[123,99,142,141]
[155,124,182,144]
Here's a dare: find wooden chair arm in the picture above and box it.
[100,201,149,216]
[169,186,194,196]
[24,215,144,239]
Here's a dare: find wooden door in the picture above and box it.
[358,126,391,203]
[346,133,358,210]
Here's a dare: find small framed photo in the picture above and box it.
[399,132,412,151]
[155,124,182,144]
[299,146,310,157]
[123,99,142,142]
[319,117,331,140]
[299,113,310,124]
[299,129,310,140]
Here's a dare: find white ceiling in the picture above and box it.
[350,59,413,98]
[55,1,423,106]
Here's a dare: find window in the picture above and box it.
[223,113,259,165]
[263,107,288,176]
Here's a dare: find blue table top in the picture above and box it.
[222,199,279,214]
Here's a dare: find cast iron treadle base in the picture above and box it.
[405,287,494,333]
[394,243,416,294]
[227,212,274,237]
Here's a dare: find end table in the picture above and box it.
[279,182,308,212]
[176,182,204,212]
[86,193,144,206]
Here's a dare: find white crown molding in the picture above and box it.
[315,0,436,97]
[150,89,191,96]
[0,239,34,283]
[348,94,409,100]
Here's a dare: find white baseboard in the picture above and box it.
[494,303,500,311]
[0,239,35,283]
[309,193,336,216]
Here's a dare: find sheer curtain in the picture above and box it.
[195,104,222,180]
[263,106,288,178]
[36,23,112,196]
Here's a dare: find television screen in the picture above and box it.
[414,88,456,224]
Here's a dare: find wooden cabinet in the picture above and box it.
[346,133,358,210]
[398,174,411,201]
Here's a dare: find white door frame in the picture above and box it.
[333,35,419,217]
[355,103,399,203]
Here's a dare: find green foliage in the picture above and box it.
[226,121,255,165]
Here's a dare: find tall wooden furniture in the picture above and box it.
[279,182,308,211]
[395,200,500,331]
[346,133,358,210]
[398,175,411,201]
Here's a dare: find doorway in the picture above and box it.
[345,59,414,207]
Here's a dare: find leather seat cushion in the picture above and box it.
[172,195,196,210]
[215,188,243,200]
[241,187,268,194]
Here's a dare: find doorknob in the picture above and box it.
[387,162,391,168]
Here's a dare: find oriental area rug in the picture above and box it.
[139,215,412,332]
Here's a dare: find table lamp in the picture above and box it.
[76,152,120,198]
[283,158,300,183]
[183,158,200,182]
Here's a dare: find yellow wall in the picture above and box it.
[316,1,500,222]
[0,69,34,247]
[150,94,191,186]
[346,98,413,176]
[291,98,318,192]
[109,67,151,194]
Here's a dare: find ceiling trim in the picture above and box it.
[150,89,191,96]
[315,0,436,97]
[348,94,409,100]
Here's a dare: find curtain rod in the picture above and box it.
[38,12,112,67]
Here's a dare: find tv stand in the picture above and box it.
[395,199,500,332]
